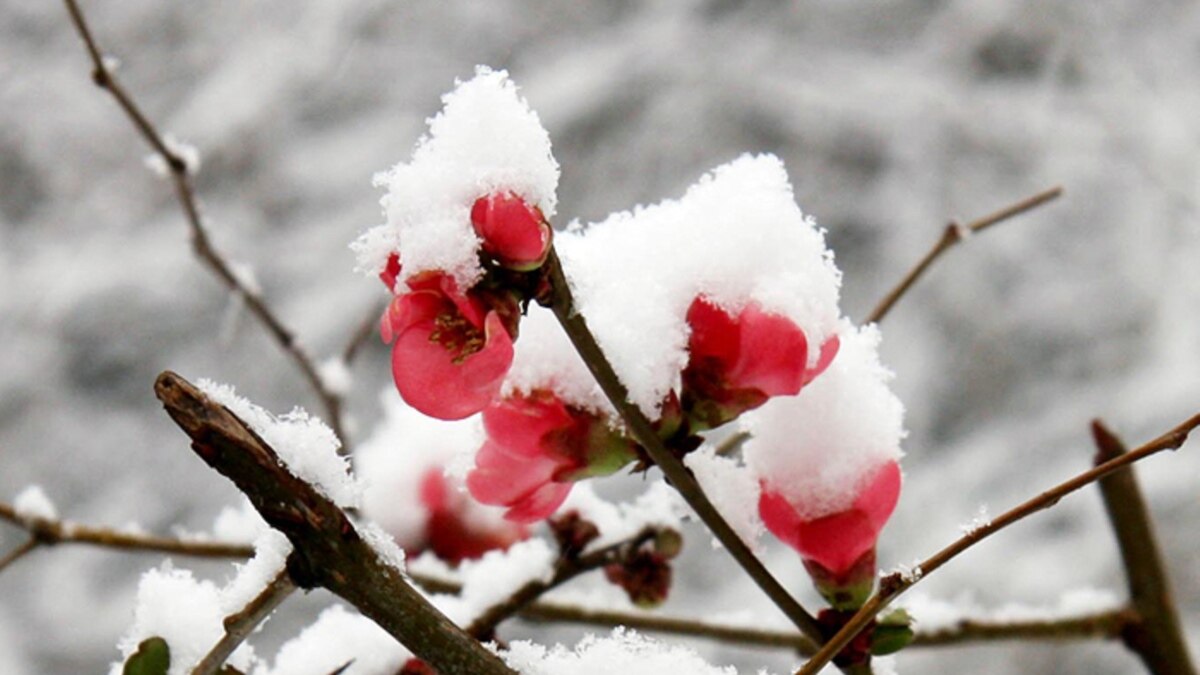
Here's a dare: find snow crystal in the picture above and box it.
[502,628,750,675]
[354,66,559,289]
[356,389,509,550]
[13,485,57,521]
[143,133,202,177]
[554,154,843,417]
[221,530,292,613]
[199,379,361,508]
[743,322,905,520]
[558,482,687,549]
[959,504,991,535]
[317,356,353,397]
[255,604,410,675]
[683,446,764,551]
[357,520,407,573]
[888,560,924,583]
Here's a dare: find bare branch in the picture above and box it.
[0,537,40,574]
[866,186,1063,324]
[154,370,515,675]
[542,248,824,643]
[1093,421,1197,675]
[342,299,388,366]
[0,501,255,559]
[191,567,297,675]
[794,410,1200,675]
[61,0,350,449]
[466,527,660,639]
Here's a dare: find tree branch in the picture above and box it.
[153,370,515,675]
[466,527,660,639]
[0,537,40,574]
[342,299,388,366]
[542,248,824,643]
[794,410,1200,675]
[191,567,297,675]
[1092,420,1197,675]
[866,186,1063,324]
[62,0,350,449]
[0,501,255,560]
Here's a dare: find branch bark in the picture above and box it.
[543,248,825,643]
[191,568,297,675]
[1092,420,1197,675]
[794,411,1200,675]
[866,186,1062,324]
[154,370,515,675]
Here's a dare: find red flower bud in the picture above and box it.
[470,192,552,270]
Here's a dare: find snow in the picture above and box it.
[427,538,557,626]
[199,379,361,509]
[143,133,202,177]
[221,530,292,612]
[554,154,843,417]
[356,388,508,550]
[357,520,407,574]
[743,322,905,520]
[317,356,353,397]
[13,485,57,521]
[503,307,615,416]
[212,498,271,544]
[502,628,751,675]
[683,446,764,551]
[558,482,687,549]
[254,604,410,675]
[960,505,992,535]
[354,66,560,289]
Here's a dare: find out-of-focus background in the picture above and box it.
[2,1,1198,673]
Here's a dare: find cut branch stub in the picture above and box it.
[153,371,515,675]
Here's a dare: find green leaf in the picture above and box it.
[123,637,170,675]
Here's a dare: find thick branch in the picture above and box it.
[866,186,1063,324]
[192,567,296,675]
[62,0,349,449]
[154,371,514,675]
[0,501,255,559]
[1093,421,1197,675]
[795,411,1200,675]
[543,248,824,642]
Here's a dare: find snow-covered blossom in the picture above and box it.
[745,323,904,607]
[466,390,638,523]
[682,295,839,430]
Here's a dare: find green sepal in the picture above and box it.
[870,608,914,655]
[122,637,170,675]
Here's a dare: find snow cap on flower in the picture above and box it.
[744,323,904,589]
[554,154,843,419]
[355,66,559,289]
[357,390,526,563]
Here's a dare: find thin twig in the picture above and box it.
[866,186,1063,324]
[1092,420,1197,675]
[543,248,824,643]
[794,411,1200,675]
[192,567,297,675]
[342,299,388,366]
[155,371,515,675]
[62,0,349,449]
[0,537,40,574]
[0,501,255,559]
[466,527,659,638]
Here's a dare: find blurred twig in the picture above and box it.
[342,299,388,366]
[61,0,351,450]
[1093,421,1198,675]
[543,247,825,643]
[0,501,255,560]
[154,370,514,675]
[0,536,39,574]
[466,527,661,639]
[866,186,1063,324]
[192,567,297,675]
[795,410,1200,675]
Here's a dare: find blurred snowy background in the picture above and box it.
[2,0,1198,673]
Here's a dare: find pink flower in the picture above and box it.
[759,461,902,607]
[381,271,517,420]
[466,391,638,523]
[379,252,402,292]
[416,468,528,564]
[470,192,552,270]
[682,296,839,430]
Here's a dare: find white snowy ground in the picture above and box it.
[1,1,1198,673]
